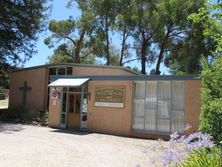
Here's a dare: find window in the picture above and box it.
[58,68,66,75]
[69,94,81,113]
[48,66,73,76]
[76,95,81,113]
[49,68,56,75]
[132,81,145,130]
[69,95,74,113]
[133,81,184,133]
[67,67,73,75]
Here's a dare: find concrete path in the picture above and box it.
[0,122,157,167]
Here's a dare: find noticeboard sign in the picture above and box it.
[95,87,125,108]
[51,88,59,99]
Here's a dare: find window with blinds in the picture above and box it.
[132,81,184,133]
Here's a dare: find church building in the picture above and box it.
[9,63,201,138]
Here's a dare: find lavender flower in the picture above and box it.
[147,127,215,166]
[170,131,179,141]
[184,124,192,131]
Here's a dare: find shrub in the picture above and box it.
[200,56,222,144]
[180,147,222,167]
[0,106,34,122]
[39,110,48,126]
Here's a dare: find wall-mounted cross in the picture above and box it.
[19,81,32,105]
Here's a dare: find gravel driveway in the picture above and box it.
[0,122,157,167]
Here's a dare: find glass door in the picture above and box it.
[60,92,67,128]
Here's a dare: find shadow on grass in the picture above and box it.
[50,128,91,136]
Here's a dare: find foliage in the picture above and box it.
[0,0,50,89]
[48,44,75,64]
[47,43,97,64]
[44,19,82,63]
[46,0,216,74]
[81,0,119,65]
[0,106,49,125]
[130,0,156,74]
[115,0,134,66]
[200,56,222,144]
[44,5,98,64]
[0,106,34,122]
[0,63,17,89]
[0,0,49,66]
[180,147,222,167]
[156,0,217,75]
[189,2,222,54]
[39,110,48,126]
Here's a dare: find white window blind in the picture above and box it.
[133,81,184,133]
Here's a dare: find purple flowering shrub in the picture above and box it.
[147,125,215,166]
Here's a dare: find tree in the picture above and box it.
[48,44,96,64]
[200,57,222,144]
[189,1,222,144]
[131,0,158,74]
[45,19,85,63]
[0,0,49,66]
[0,63,16,89]
[45,0,97,64]
[0,0,49,88]
[150,0,213,75]
[81,0,119,65]
[115,0,134,66]
[48,44,73,63]
[67,0,217,75]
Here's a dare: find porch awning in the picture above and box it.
[48,78,90,87]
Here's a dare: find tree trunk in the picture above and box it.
[155,26,171,75]
[119,25,127,66]
[155,45,164,75]
[74,31,85,64]
[105,15,110,65]
[141,32,148,74]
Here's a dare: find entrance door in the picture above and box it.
[60,92,67,128]
[67,93,81,129]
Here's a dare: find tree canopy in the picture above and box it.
[0,0,49,66]
[46,0,220,74]
[0,0,50,88]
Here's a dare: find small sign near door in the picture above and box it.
[51,88,59,99]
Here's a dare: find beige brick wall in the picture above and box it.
[9,67,48,111]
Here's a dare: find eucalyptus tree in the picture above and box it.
[130,0,158,74]
[79,0,120,65]
[44,18,89,64]
[45,0,96,64]
[115,0,135,66]
[150,0,208,74]
[47,44,96,64]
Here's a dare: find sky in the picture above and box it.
[24,0,168,74]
